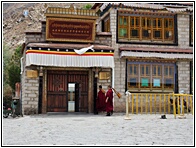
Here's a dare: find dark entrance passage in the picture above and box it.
[67,83,80,112]
[47,70,88,112]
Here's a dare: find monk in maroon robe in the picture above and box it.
[96,85,106,114]
[105,85,113,116]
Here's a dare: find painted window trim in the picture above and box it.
[126,61,176,92]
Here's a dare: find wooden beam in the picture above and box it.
[45,14,98,20]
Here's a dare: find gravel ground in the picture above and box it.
[2,113,194,146]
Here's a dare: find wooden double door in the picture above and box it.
[47,70,88,112]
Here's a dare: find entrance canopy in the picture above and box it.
[120,47,193,59]
[26,43,115,68]
[120,51,193,59]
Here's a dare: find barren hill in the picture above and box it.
[3,3,93,51]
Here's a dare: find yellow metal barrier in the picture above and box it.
[172,92,176,119]
[177,97,180,115]
[136,94,138,114]
[154,94,156,114]
[190,97,193,115]
[140,94,143,114]
[159,94,162,114]
[173,93,193,116]
[186,96,189,114]
[150,94,152,114]
[146,94,148,114]
[168,94,170,114]
[164,94,166,114]
[129,93,193,119]
[132,93,134,114]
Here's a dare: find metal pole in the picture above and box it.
[125,91,131,120]
[180,90,184,114]
[180,96,183,114]
[173,92,176,119]
[178,90,186,119]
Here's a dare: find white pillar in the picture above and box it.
[124,91,131,120]
[112,67,115,111]
[112,67,114,88]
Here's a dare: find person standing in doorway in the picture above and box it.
[105,85,113,116]
[95,85,106,114]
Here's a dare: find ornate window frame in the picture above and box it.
[117,11,177,45]
[126,61,176,92]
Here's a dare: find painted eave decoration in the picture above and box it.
[25,43,115,68]
[99,3,193,13]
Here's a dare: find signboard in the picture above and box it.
[26,70,38,78]
[46,17,95,42]
[99,72,110,80]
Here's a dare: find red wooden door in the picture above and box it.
[47,70,88,112]
[47,71,68,112]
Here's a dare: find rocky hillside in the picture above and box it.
[3,3,93,51]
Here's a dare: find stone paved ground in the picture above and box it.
[2,113,194,146]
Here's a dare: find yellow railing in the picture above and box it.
[125,92,193,119]
[172,93,193,118]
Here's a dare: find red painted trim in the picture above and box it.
[26,51,114,56]
[119,47,193,53]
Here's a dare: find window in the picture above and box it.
[119,16,128,38]
[127,62,175,91]
[130,16,140,39]
[104,18,110,32]
[142,17,151,39]
[164,65,174,89]
[127,64,139,88]
[164,18,174,41]
[152,65,162,88]
[140,64,150,88]
[152,18,162,40]
[118,12,176,44]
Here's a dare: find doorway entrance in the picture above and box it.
[68,83,75,112]
[47,70,88,112]
[68,83,80,112]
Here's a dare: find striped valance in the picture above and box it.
[26,49,115,68]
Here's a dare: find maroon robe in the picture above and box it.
[105,89,113,113]
[96,90,106,112]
